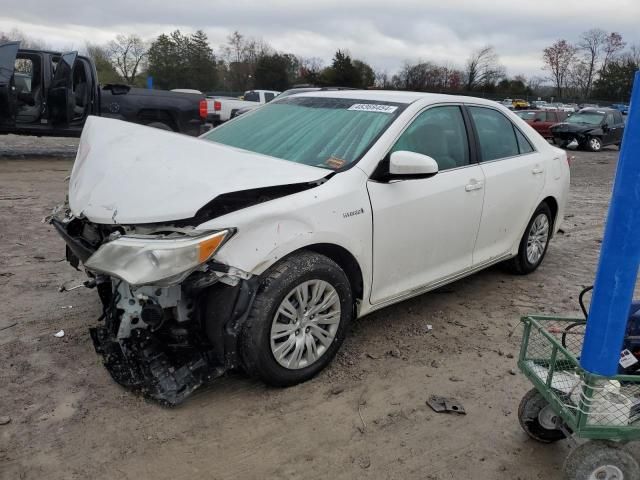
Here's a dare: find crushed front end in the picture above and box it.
[49,209,256,406]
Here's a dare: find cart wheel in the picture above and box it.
[563,441,640,480]
[518,388,566,443]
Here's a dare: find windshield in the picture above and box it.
[202,97,403,170]
[567,111,604,126]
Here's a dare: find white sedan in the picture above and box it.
[52,91,570,404]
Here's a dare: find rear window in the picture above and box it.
[243,91,260,102]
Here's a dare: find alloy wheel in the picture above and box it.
[589,137,602,151]
[270,280,341,370]
[526,213,550,265]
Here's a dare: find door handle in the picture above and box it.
[465,182,483,192]
[532,167,544,175]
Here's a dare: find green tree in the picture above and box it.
[186,30,217,91]
[592,58,637,101]
[353,59,375,88]
[254,53,290,90]
[322,50,361,87]
[85,43,122,84]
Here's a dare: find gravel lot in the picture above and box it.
[0,139,636,480]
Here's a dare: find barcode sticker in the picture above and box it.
[620,349,639,368]
[348,104,398,113]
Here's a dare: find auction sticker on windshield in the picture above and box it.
[348,104,398,113]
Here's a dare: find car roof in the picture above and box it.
[580,107,617,113]
[294,89,505,106]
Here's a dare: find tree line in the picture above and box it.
[1,27,636,101]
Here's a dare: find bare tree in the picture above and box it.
[577,28,607,97]
[107,34,147,85]
[602,32,626,72]
[542,40,577,98]
[464,46,505,90]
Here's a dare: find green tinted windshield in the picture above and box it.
[567,112,604,125]
[202,97,403,170]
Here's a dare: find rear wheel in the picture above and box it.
[505,203,553,275]
[241,251,353,387]
[587,136,602,152]
[563,441,640,480]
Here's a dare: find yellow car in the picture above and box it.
[512,99,530,110]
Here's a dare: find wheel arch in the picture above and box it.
[541,195,559,235]
[292,243,364,304]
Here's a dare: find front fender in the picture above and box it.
[195,167,373,288]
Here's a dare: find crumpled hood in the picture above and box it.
[69,116,328,224]
[550,122,597,134]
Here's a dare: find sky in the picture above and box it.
[1,0,639,80]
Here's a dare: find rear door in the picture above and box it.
[48,51,77,125]
[0,42,19,125]
[467,105,546,265]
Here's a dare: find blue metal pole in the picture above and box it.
[580,71,640,375]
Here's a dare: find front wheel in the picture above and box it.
[518,388,566,443]
[241,251,353,387]
[587,136,603,152]
[505,203,553,275]
[564,441,640,480]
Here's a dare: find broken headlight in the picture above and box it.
[85,230,232,286]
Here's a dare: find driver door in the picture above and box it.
[367,105,485,305]
[48,51,77,126]
[0,41,20,126]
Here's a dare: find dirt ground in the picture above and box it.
[0,136,636,480]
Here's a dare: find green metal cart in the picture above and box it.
[517,315,640,479]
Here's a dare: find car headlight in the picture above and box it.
[85,230,232,286]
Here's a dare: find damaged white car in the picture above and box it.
[51,91,570,404]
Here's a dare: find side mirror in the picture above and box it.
[389,151,439,178]
[602,123,609,131]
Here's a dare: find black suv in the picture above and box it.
[550,108,625,152]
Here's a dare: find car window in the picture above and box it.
[605,113,615,126]
[243,91,259,102]
[264,92,276,102]
[514,128,534,154]
[614,111,623,124]
[545,112,555,122]
[390,105,469,171]
[468,106,519,161]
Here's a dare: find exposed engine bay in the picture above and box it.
[50,209,258,406]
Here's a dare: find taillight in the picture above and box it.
[199,99,208,119]
[214,100,221,111]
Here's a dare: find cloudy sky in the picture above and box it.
[1,0,639,79]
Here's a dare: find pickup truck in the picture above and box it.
[0,42,210,137]
[210,89,280,124]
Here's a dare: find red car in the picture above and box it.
[515,110,568,139]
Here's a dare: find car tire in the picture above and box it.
[587,136,602,152]
[241,251,353,387]
[146,121,174,131]
[505,202,553,275]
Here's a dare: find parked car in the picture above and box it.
[530,100,549,109]
[611,103,630,115]
[501,98,515,110]
[512,99,530,110]
[50,91,569,404]
[550,108,625,151]
[210,89,280,124]
[515,109,568,138]
[0,42,209,137]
